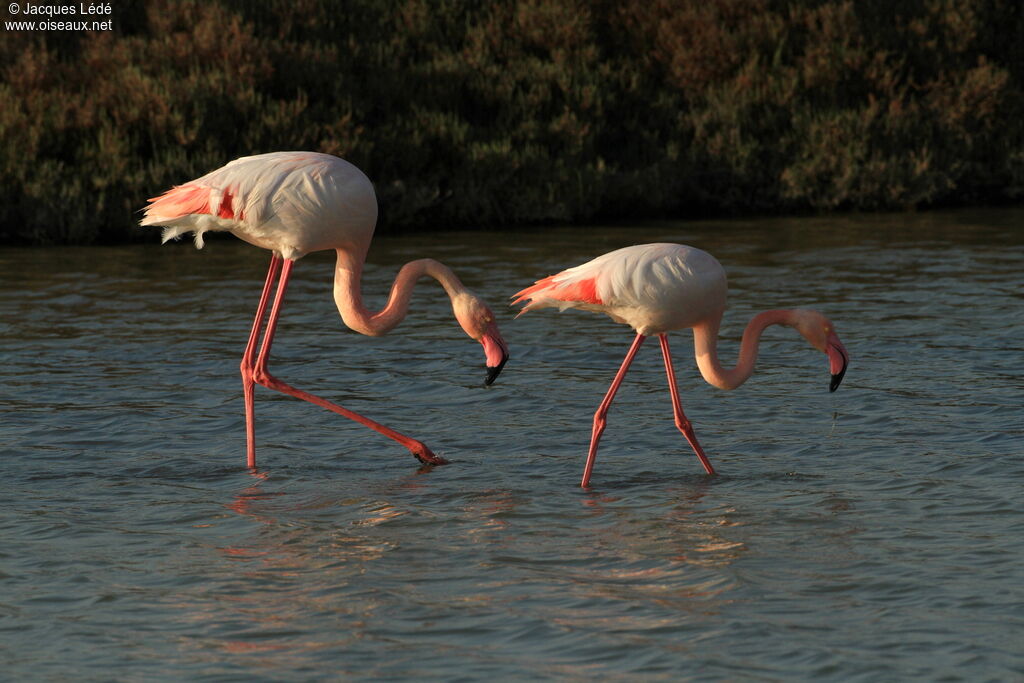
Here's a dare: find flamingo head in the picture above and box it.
[453,293,509,385]
[792,310,849,392]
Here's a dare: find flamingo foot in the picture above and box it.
[408,441,448,466]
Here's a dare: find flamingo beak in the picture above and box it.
[481,322,509,386]
[826,332,848,392]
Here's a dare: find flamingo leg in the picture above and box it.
[659,334,715,475]
[244,257,447,467]
[241,254,282,468]
[581,333,646,488]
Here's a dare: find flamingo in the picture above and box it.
[512,243,849,487]
[141,151,509,469]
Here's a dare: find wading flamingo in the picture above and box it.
[141,151,509,469]
[513,243,848,487]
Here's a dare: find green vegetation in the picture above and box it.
[2,0,1022,244]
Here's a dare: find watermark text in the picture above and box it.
[6,3,113,31]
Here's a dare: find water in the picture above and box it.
[2,210,1022,680]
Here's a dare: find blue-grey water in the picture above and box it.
[2,210,1022,680]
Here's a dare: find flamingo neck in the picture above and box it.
[332,248,469,336]
[693,310,798,390]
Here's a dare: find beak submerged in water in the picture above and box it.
[481,322,509,386]
[826,332,849,392]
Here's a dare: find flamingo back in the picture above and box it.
[513,243,728,335]
[141,152,378,260]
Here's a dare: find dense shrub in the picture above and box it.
[1,0,1021,244]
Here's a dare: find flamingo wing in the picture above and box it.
[140,152,376,259]
[513,243,728,334]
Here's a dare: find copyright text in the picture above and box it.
[6,2,113,30]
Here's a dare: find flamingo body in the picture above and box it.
[514,243,849,487]
[142,152,509,469]
[142,152,376,260]
[514,243,727,335]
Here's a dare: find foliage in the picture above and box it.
[1,0,1022,244]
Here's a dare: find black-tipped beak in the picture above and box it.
[829,367,846,392]
[827,343,848,392]
[485,353,508,386]
[481,323,509,386]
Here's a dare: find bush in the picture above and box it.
[1,0,1021,244]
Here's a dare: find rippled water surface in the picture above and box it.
[2,210,1023,680]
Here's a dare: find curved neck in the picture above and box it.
[332,248,469,336]
[693,310,797,390]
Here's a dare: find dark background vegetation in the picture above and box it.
[2,0,1022,244]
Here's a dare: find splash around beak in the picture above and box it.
[481,322,509,386]
[826,333,848,392]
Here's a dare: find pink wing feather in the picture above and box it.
[143,184,242,222]
[512,272,603,310]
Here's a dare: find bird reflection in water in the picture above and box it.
[573,479,744,605]
[462,489,519,546]
[194,474,429,658]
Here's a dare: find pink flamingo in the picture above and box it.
[141,151,509,469]
[513,243,848,487]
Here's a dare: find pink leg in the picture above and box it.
[249,258,447,466]
[581,333,646,488]
[659,334,715,475]
[241,255,282,468]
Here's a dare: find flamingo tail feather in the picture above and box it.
[141,183,241,250]
[512,273,602,315]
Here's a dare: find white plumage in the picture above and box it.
[513,243,728,336]
[141,151,377,260]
